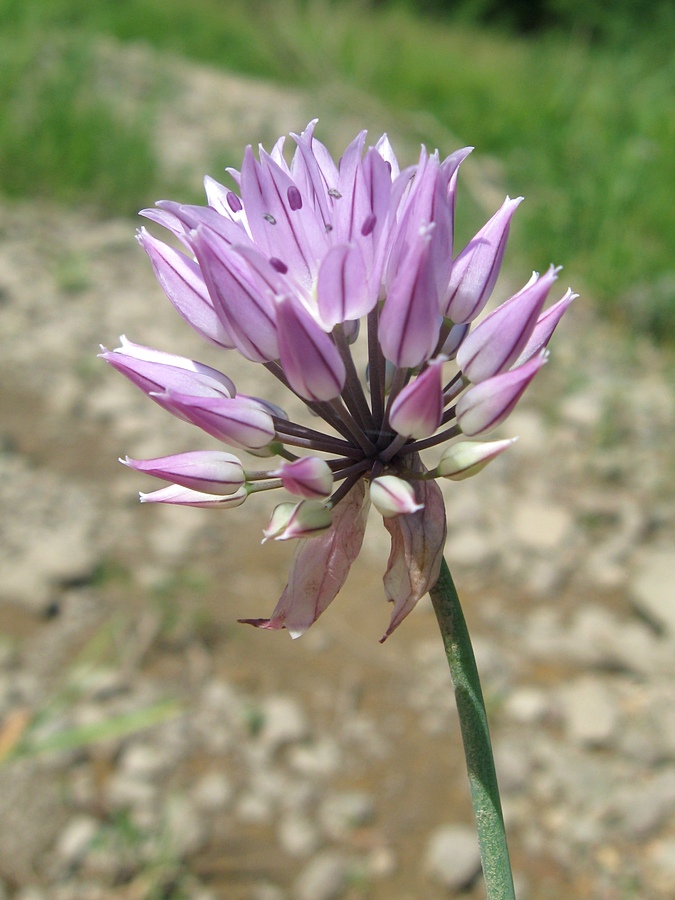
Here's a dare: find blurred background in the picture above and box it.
[0,1,674,898]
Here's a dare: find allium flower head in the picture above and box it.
[103,121,575,641]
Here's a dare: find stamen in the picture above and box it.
[378,366,410,448]
[226,191,243,213]
[361,213,377,237]
[270,257,288,274]
[287,186,303,210]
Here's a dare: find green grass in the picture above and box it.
[0,0,673,339]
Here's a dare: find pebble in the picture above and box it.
[557,677,619,748]
[293,851,349,900]
[104,773,157,810]
[424,824,482,891]
[277,812,320,857]
[164,794,208,857]
[650,837,675,884]
[287,738,341,778]
[503,686,549,724]
[191,771,235,812]
[630,547,675,635]
[318,791,375,840]
[258,695,311,753]
[445,529,496,567]
[118,743,171,780]
[54,816,99,869]
[512,500,573,551]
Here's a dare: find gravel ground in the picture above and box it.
[0,42,674,900]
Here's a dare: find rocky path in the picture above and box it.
[1,46,675,900]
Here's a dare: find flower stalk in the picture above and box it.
[430,557,515,900]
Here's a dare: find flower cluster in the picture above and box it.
[103,121,575,640]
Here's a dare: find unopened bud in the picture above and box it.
[370,476,424,518]
[436,438,517,480]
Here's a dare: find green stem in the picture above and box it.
[429,557,515,900]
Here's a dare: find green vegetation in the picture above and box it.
[0,0,672,339]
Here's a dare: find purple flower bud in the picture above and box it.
[273,457,334,499]
[139,484,248,508]
[317,242,373,328]
[155,391,275,449]
[515,287,577,366]
[435,438,517,480]
[456,265,559,383]
[370,476,424,518]
[378,227,441,368]
[456,353,547,436]
[443,196,523,323]
[276,295,346,402]
[190,228,279,363]
[389,357,445,439]
[122,451,245,494]
[100,338,235,416]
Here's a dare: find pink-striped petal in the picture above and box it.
[317,242,372,328]
[276,296,346,402]
[389,357,445,438]
[515,288,577,366]
[370,476,424,518]
[122,451,245,494]
[155,391,275,449]
[456,265,559,383]
[456,352,547,436]
[443,196,523,323]
[137,228,235,350]
[273,457,334,499]
[139,484,248,508]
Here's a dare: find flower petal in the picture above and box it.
[122,451,245,494]
[436,438,517,480]
[240,480,369,637]
[276,295,346,402]
[273,457,334,499]
[443,196,523,323]
[378,227,441,368]
[137,228,235,349]
[191,228,279,363]
[139,484,248,508]
[317,242,373,328]
[388,357,445,439]
[370,476,424,518]
[100,338,235,412]
[456,265,559,383]
[456,352,547,436]
[156,391,275,449]
[515,287,577,366]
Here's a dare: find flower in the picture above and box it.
[103,121,575,641]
